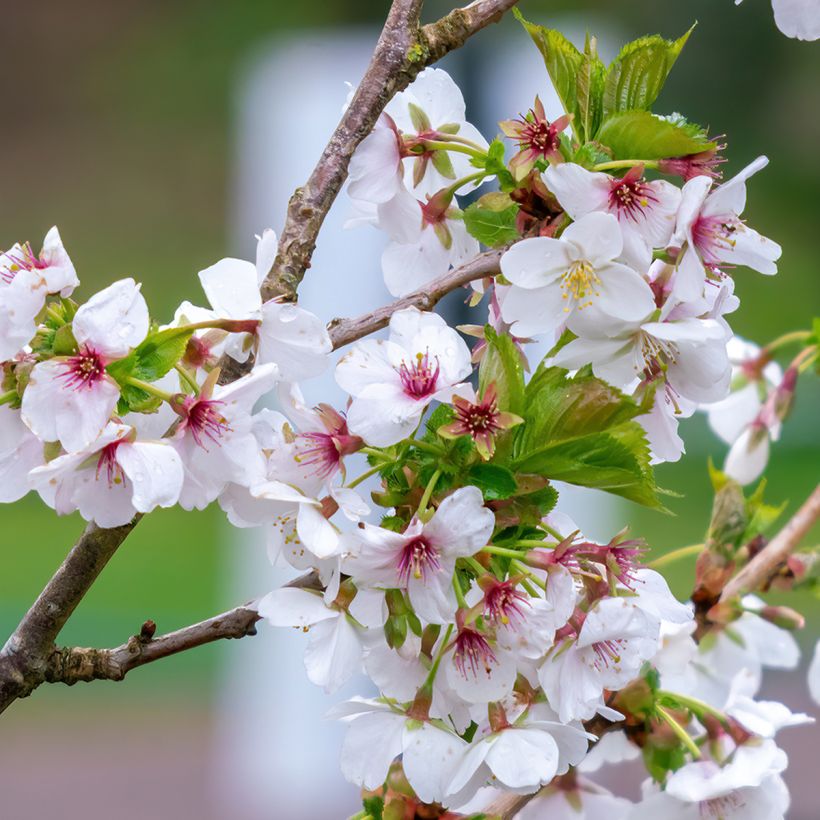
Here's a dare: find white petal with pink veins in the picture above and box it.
[544,163,611,218]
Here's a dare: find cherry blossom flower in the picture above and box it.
[632,739,790,819]
[736,0,820,41]
[344,486,494,624]
[21,278,149,452]
[538,596,660,723]
[29,422,183,527]
[347,113,405,204]
[0,405,45,503]
[500,97,571,179]
[672,156,781,301]
[500,212,655,339]
[376,187,479,296]
[332,698,467,804]
[438,383,522,459]
[171,363,278,510]
[193,229,331,379]
[517,774,634,820]
[544,163,681,270]
[447,703,589,800]
[335,306,472,446]
[258,585,384,693]
[0,226,78,298]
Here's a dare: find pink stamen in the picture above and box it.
[184,398,231,449]
[96,441,125,487]
[397,536,441,583]
[399,350,440,399]
[608,168,659,223]
[691,213,742,267]
[453,627,497,678]
[591,638,624,671]
[58,346,108,391]
[484,579,529,626]
[294,431,341,479]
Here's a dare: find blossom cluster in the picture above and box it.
[1,15,817,820]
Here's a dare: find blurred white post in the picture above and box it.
[212,18,623,819]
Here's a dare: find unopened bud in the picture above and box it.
[758,605,805,630]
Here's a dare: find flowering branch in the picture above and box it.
[720,483,820,602]
[262,0,519,301]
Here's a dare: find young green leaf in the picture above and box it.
[467,463,518,501]
[596,110,715,160]
[576,33,607,143]
[478,326,526,416]
[463,200,520,248]
[107,326,195,386]
[602,26,695,118]
[514,9,582,127]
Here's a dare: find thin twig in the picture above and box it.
[720,483,820,602]
[262,0,518,301]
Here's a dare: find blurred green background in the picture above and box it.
[0,0,816,809]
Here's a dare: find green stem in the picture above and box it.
[423,624,454,689]
[420,139,486,159]
[411,439,445,456]
[648,543,704,569]
[513,539,557,549]
[512,560,546,590]
[417,469,442,518]
[452,574,467,609]
[436,132,488,152]
[658,691,727,723]
[123,377,174,402]
[0,390,18,406]
[593,159,660,171]
[656,705,701,759]
[482,545,527,560]
[464,556,488,576]
[174,364,200,395]
[762,329,811,356]
[347,463,384,490]
[360,446,384,459]
[443,171,487,198]
[539,523,567,542]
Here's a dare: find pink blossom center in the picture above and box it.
[608,176,658,223]
[399,351,440,399]
[484,581,529,626]
[4,242,46,282]
[691,213,741,266]
[453,627,497,678]
[185,399,231,449]
[96,441,125,487]
[59,346,108,391]
[294,432,340,479]
[397,536,441,583]
[590,639,625,671]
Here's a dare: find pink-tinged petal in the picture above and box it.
[407,570,458,624]
[423,485,494,558]
[257,301,330,381]
[562,212,623,266]
[40,226,79,296]
[673,175,713,241]
[702,156,768,219]
[304,614,363,693]
[257,587,337,627]
[638,180,682,247]
[0,270,46,360]
[198,258,261,318]
[500,236,572,289]
[500,282,567,339]
[590,263,655,323]
[296,502,340,559]
[446,647,517,704]
[396,68,467,130]
[773,0,820,39]
[340,710,404,791]
[713,223,781,275]
[486,728,560,789]
[377,187,423,244]
[254,228,278,286]
[116,440,184,513]
[22,360,120,452]
[672,246,707,303]
[347,125,403,204]
[335,339,403,397]
[618,225,653,272]
[725,427,770,485]
[544,163,611,219]
[402,721,467,805]
[637,394,685,464]
[382,230,452,297]
[72,278,149,358]
[72,474,138,528]
[553,335,640,390]
[346,393,423,447]
[643,317,725,344]
[706,383,762,445]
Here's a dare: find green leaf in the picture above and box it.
[107,326,194,386]
[478,327,526,416]
[576,33,607,143]
[512,365,662,508]
[463,199,520,248]
[596,110,715,160]
[468,463,518,501]
[602,26,695,118]
[514,9,582,124]
[362,795,385,820]
[116,383,162,415]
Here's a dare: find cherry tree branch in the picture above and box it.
[720,483,820,602]
[0,0,519,717]
[261,0,519,301]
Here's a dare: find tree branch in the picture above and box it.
[261,0,519,301]
[720,483,820,602]
[328,247,502,348]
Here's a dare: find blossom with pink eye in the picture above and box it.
[344,486,494,624]
[544,162,682,271]
[335,306,472,447]
[500,97,571,178]
[28,421,183,528]
[21,278,149,452]
[672,156,781,301]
